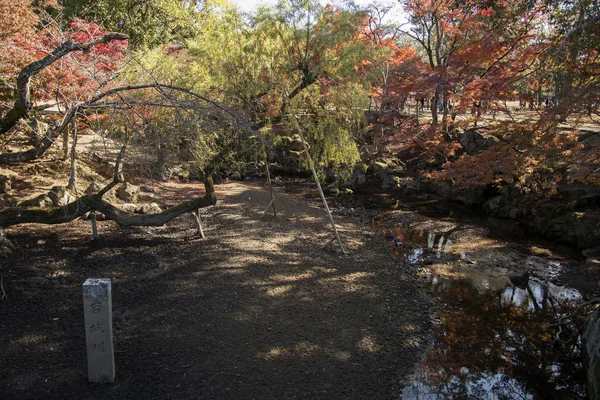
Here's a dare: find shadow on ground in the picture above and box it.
[1,183,432,399]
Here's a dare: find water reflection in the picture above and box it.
[402,274,587,399]
[383,227,587,399]
[385,228,453,264]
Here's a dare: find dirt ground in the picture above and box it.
[0,181,433,400]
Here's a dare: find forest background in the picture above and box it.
[0,0,598,247]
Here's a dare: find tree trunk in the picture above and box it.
[431,89,439,126]
[0,177,216,228]
[90,211,98,239]
[67,118,78,191]
[62,121,70,161]
[442,91,450,141]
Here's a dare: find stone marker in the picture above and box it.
[83,278,115,383]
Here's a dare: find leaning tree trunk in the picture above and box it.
[0,176,217,228]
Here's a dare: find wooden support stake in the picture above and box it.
[261,198,275,218]
[262,141,277,218]
[193,209,205,238]
[90,211,98,239]
[290,112,346,255]
[321,236,337,250]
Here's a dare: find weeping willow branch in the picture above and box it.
[287,107,347,255]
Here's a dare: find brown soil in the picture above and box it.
[1,181,433,400]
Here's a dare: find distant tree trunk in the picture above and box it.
[67,118,78,191]
[442,91,450,141]
[62,121,70,160]
[416,96,420,124]
[431,88,439,126]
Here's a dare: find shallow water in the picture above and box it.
[382,228,588,399]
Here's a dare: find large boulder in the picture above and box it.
[562,212,600,248]
[583,307,600,400]
[347,163,369,188]
[354,172,367,186]
[396,176,419,195]
[459,129,500,155]
[382,174,401,189]
[454,186,489,207]
[136,203,162,215]
[212,173,223,184]
[48,186,75,207]
[20,194,53,207]
[116,182,139,202]
[370,160,391,182]
[369,158,406,189]
[120,203,138,213]
[230,171,243,181]
[483,195,505,214]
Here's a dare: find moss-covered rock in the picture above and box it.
[483,196,505,214]
[117,182,140,203]
[49,186,75,207]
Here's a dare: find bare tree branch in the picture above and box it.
[0,81,267,165]
[97,138,128,198]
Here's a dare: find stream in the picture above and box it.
[386,227,587,399]
[279,179,592,398]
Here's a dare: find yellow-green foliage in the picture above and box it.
[303,115,361,180]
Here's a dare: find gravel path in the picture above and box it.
[1,181,433,399]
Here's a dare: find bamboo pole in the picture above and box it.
[90,211,98,239]
[261,198,275,217]
[193,209,205,238]
[289,112,346,254]
[262,141,277,218]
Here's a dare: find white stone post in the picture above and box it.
[83,278,115,383]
